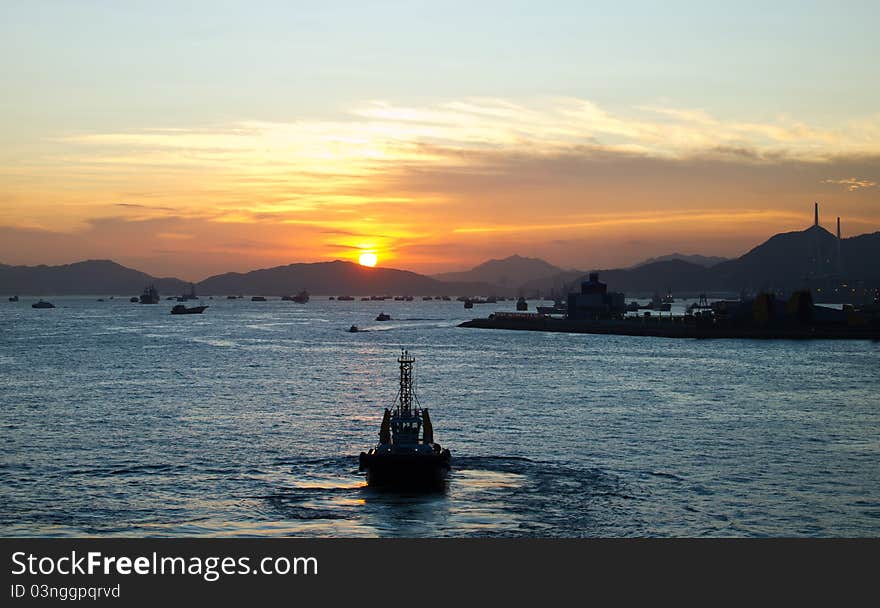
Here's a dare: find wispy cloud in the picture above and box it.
[822,177,877,191]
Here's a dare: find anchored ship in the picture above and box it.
[139,285,160,304]
[359,350,451,488]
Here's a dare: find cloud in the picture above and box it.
[822,177,877,191]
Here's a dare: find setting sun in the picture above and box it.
[358,252,378,267]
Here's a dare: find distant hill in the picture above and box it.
[196,260,492,296]
[0,259,188,296]
[533,226,880,296]
[0,258,496,297]
[631,253,728,268]
[433,254,570,289]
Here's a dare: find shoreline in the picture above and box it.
[458,315,880,340]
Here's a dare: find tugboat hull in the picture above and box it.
[359,451,451,488]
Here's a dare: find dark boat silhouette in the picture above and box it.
[171,304,208,314]
[139,285,160,304]
[8,295,18,302]
[32,299,55,309]
[359,350,451,488]
[376,312,391,321]
[251,296,267,302]
[177,283,198,302]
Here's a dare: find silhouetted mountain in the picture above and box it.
[196,260,493,295]
[840,232,880,282]
[0,260,188,296]
[522,260,714,296]
[433,254,569,288]
[710,225,840,290]
[547,226,880,296]
[631,253,728,268]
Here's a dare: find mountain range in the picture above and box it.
[1,225,878,297]
[0,259,494,297]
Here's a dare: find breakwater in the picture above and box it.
[459,314,880,340]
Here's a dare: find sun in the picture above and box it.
[358,252,378,267]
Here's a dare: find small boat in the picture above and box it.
[376,312,391,321]
[171,304,208,314]
[292,290,309,303]
[130,296,139,303]
[464,299,473,309]
[359,350,451,488]
[8,296,18,302]
[177,283,198,302]
[536,300,567,315]
[32,300,55,309]
[139,285,160,304]
[348,325,360,333]
[337,295,355,301]
[422,296,433,301]
[251,296,267,302]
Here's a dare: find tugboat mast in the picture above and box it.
[398,349,416,415]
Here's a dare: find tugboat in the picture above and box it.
[139,285,160,304]
[171,303,208,314]
[359,350,451,488]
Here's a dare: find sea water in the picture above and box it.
[1,297,878,536]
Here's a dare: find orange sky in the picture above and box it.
[2,98,879,279]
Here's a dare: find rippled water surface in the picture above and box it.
[1,297,878,536]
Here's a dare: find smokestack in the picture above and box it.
[814,202,819,227]
[837,216,843,275]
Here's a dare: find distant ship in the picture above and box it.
[140,285,160,304]
[337,295,355,301]
[8,295,18,302]
[32,300,55,309]
[292,290,309,303]
[177,283,198,302]
[536,299,567,315]
[359,350,451,487]
[516,296,528,311]
[171,303,208,315]
[376,312,391,321]
[251,296,267,302]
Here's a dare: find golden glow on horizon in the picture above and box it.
[1,97,878,277]
[358,252,378,267]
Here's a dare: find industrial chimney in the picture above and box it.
[814,202,819,227]
[837,217,843,275]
